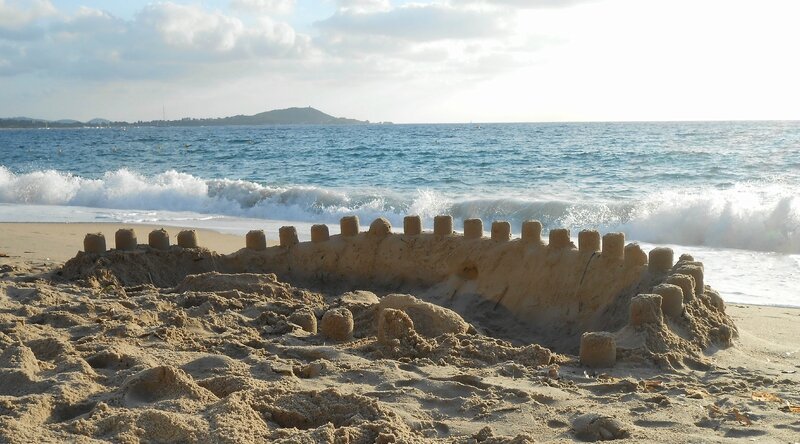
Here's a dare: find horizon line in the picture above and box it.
[3,115,800,126]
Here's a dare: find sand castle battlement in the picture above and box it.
[69,215,737,367]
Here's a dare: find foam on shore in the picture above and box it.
[1,167,798,253]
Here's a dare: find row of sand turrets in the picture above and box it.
[83,228,198,252]
[75,215,736,368]
[86,216,644,262]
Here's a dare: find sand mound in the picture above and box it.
[252,387,410,434]
[0,345,42,396]
[377,308,434,357]
[68,407,212,443]
[571,413,631,441]
[119,365,218,408]
[378,293,469,338]
[203,393,270,443]
[373,329,552,368]
[378,308,420,344]
[59,247,224,287]
[176,272,295,297]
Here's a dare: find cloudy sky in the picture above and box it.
[1,0,799,123]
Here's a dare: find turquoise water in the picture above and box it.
[1,122,798,305]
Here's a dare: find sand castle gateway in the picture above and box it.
[73,215,736,369]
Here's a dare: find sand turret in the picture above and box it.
[548,228,571,249]
[630,294,663,326]
[463,218,483,239]
[279,226,299,248]
[434,215,453,236]
[245,230,267,251]
[580,332,616,368]
[83,233,106,254]
[320,307,354,341]
[675,263,704,296]
[340,216,360,237]
[666,274,695,302]
[652,284,683,318]
[521,220,542,244]
[601,232,624,261]
[311,224,330,243]
[624,243,647,267]
[368,218,392,238]
[148,229,170,250]
[115,229,137,251]
[578,230,600,253]
[491,221,511,242]
[648,247,674,273]
[403,216,421,235]
[289,309,317,334]
[177,230,198,248]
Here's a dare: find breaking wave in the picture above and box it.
[1,167,798,254]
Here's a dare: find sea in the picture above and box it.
[1,122,798,307]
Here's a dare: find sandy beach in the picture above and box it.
[1,222,798,443]
[0,223,248,264]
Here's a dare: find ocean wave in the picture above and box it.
[0,167,798,253]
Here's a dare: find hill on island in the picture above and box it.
[201,107,367,125]
[0,107,369,129]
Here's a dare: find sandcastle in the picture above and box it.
[67,216,737,368]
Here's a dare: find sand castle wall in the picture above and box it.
[69,217,735,355]
[220,219,647,340]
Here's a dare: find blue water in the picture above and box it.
[1,122,799,306]
[4,122,800,198]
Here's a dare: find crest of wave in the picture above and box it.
[620,183,800,253]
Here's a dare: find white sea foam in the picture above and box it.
[618,186,800,254]
[0,167,798,254]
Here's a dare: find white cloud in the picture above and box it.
[136,3,306,57]
[230,0,295,15]
[0,0,55,40]
[449,0,597,8]
[52,7,123,38]
[317,4,507,42]
[312,1,535,85]
[0,0,55,29]
[138,3,246,52]
[0,2,309,80]
[335,0,391,14]
[0,1,531,84]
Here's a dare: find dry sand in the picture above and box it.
[0,222,798,443]
[0,223,247,264]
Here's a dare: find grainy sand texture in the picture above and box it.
[0,222,798,443]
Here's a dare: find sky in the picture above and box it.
[1,0,799,123]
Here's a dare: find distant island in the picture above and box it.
[0,107,376,129]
